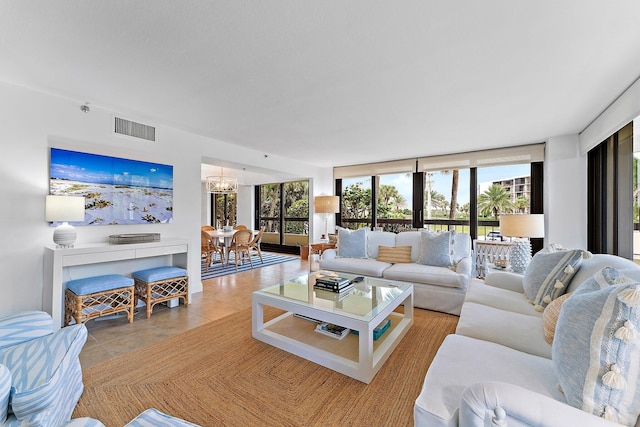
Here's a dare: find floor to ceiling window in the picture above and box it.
[588,121,634,259]
[211,194,237,228]
[256,180,309,254]
[340,176,373,230]
[377,173,413,232]
[334,145,544,246]
[422,169,470,233]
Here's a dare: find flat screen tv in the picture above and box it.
[49,148,173,225]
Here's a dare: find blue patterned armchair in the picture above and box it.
[0,311,87,426]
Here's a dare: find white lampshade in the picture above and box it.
[45,195,85,222]
[499,213,544,273]
[315,196,340,214]
[499,214,545,238]
[46,195,85,248]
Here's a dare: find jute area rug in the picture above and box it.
[73,307,458,427]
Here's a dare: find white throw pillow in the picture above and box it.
[553,267,640,426]
[418,230,454,267]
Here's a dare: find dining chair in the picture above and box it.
[233,225,248,230]
[227,229,253,270]
[201,225,215,232]
[201,230,224,271]
[247,226,265,264]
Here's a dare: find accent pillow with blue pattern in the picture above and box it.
[418,230,455,267]
[553,267,640,426]
[336,227,369,258]
[523,249,584,311]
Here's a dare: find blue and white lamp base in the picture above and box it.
[509,239,531,273]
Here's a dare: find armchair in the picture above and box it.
[0,311,87,426]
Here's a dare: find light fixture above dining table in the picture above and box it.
[206,167,238,194]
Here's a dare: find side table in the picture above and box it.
[309,242,336,256]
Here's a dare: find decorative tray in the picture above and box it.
[108,233,161,244]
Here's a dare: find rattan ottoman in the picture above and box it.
[64,274,135,326]
[132,266,189,318]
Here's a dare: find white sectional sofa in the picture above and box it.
[414,253,640,427]
[319,230,477,315]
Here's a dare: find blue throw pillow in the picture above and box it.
[522,249,584,311]
[336,227,369,258]
[418,230,454,267]
[553,267,640,426]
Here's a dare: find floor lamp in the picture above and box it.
[314,195,340,240]
[499,214,545,273]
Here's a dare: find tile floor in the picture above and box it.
[80,254,309,369]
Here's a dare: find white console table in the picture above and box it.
[44,238,189,329]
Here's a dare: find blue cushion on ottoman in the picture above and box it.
[66,275,133,295]
[132,266,188,283]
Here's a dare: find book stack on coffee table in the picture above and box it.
[314,276,354,301]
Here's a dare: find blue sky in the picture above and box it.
[344,164,530,207]
[50,148,173,189]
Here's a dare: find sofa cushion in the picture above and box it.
[376,246,411,264]
[0,364,10,423]
[383,262,468,289]
[366,231,396,259]
[464,280,540,316]
[414,334,562,427]
[0,324,87,420]
[395,231,421,262]
[542,292,572,344]
[523,249,584,311]
[553,267,640,426]
[456,302,551,359]
[418,230,454,267]
[319,257,390,277]
[336,227,369,258]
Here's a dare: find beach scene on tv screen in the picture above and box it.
[50,148,173,225]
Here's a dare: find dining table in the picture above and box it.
[206,229,259,265]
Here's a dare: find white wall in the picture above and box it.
[0,82,328,316]
[545,135,587,249]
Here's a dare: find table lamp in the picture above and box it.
[499,214,544,273]
[46,195,86,248]
[314,195,340,240]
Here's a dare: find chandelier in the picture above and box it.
[206,168,238,194]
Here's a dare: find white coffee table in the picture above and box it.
[252,271,414,384]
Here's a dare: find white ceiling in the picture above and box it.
[2,1,640,176]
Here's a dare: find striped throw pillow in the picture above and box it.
[553,267,640,426]
[523,249,584,311]
[377,246,412,264]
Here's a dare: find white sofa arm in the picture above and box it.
[320,248,337,261]
[483,271,525,293]
[456,256,472,277]
[460,382,624,427]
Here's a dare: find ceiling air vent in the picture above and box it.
[114,116,156,141]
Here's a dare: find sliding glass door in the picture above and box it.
[256,180,309,254]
